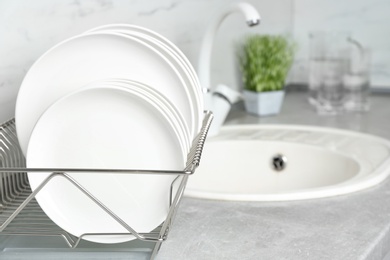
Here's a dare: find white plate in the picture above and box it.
[86,78,190,154]
[102,78,191,153]
[85,24,203,101]
[16,32,195,155]
[85,24,203,137]
[27,86,185,244]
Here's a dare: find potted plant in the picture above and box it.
[240,34,295,116]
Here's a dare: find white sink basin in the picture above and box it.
[185,125,390,201]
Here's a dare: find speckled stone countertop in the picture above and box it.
[156,91,390,260]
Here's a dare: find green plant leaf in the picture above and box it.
[239,34,296,92]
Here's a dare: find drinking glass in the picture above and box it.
[308,31,350,114]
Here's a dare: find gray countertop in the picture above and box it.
[157,91,390,260]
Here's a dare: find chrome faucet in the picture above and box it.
[197,2,261,136]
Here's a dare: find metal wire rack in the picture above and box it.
[0,111,213,260]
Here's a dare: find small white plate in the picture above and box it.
[102,78,191,153]
[27,85,185,244]
[16,32,195,155]
[85,24,203,138]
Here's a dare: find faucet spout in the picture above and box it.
[197,2,261,93]
[247,19,260,27]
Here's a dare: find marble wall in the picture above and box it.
[0,0,389,122]
[291,0,390,88]
[0,0,292,122]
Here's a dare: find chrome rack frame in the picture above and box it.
[0,111,213,260]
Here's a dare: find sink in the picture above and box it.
[185,125,390,201]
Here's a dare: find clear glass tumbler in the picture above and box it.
[308,31,350,114]
[316,59,348,115]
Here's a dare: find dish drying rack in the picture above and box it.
[0,111,213,260]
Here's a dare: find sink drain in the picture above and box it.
[271,154,287,172]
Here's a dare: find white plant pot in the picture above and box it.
[243,90,285,116]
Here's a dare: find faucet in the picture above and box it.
[197,2,261,136]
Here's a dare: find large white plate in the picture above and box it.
[16,32,195,155]
[85,24,203,133]
[27,85,185,244]
[85,24,203,103]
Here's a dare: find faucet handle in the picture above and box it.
[206,84,241,137]
[213,84,242,105]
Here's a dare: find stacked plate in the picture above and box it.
[15,24,203,244]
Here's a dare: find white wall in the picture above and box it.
[0,0,292,122]
[1,0,389,123]
[291,0,390,88]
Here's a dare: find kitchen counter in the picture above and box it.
[156,91,390,260]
